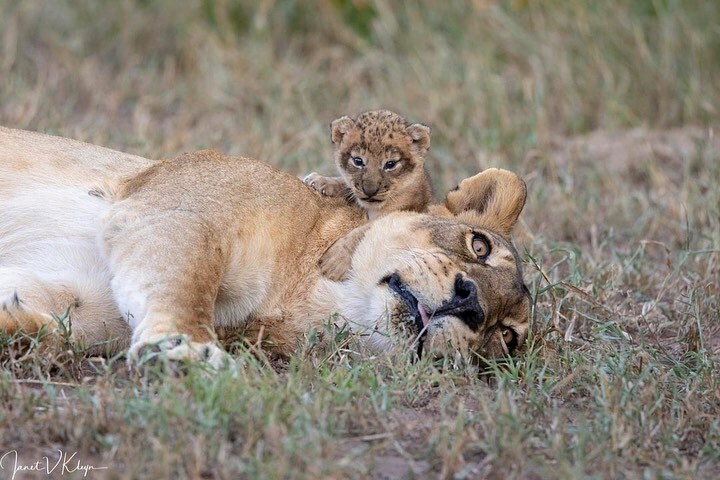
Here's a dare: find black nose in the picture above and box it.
[435,274,484,331]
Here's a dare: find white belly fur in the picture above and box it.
[0,182,126,349]
[0,184,112,295]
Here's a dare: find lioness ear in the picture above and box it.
[330,116,355,145]
[406,123,431,156]
[444,168,527,237]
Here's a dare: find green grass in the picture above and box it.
[1,0,719,478]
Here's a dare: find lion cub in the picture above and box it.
[304,109,433,220]
[304,110,434,280]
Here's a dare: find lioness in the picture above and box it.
[0,127,530,366]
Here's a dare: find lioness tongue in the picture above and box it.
[418,303,430,327]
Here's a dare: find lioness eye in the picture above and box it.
[470,233,491,259]
[384,160,398,170]
[501,328,518,352]
[351,157,365,168]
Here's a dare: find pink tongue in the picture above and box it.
[418,303,430,327]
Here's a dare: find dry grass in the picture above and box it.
[1,1,719,478]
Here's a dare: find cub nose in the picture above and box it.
[362,183,380,197]
[435,274,484,331]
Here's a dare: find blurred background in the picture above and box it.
[1,0,718,350]
[1,1,717,166]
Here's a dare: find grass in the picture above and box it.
[1,0,719,478]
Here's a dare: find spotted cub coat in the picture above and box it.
[304,109,434,220]
[304,110,435,280]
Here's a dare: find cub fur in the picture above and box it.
[304,110,435,280]
[304,109,434,220]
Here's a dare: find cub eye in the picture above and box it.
[470,233,491,259]
[351,157,365,168]
[384,160,399,170]
[501,328,518,353]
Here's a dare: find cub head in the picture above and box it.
[331,110,431,214]
[334,168,531,363]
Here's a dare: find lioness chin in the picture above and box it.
[0,127,530,368]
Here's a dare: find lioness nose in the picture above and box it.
[436,274,484,331]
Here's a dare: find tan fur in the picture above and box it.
[440,168,528,237]
[304,110,434,220]
[0,127,530,366]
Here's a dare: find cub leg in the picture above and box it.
[303,173,352,198]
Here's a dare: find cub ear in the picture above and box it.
[444,168,527,237]
[330,116,355,145]
[406,123,431,156]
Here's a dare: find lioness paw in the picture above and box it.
[129,335,229,370]
[0,292,55,336]
[318,250,352,281]
[317,224,369,282]
[303,173,348,197]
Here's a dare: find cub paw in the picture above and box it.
[303,173,349,197]
[129,334,229,370]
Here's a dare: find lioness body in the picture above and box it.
[0,128,155,351]
[0,127,531,364]
[103,151,366,355]
[0,128,364,355]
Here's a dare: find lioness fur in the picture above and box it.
[0,127,530,366]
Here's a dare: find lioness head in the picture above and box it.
[330,110,431,210]
[332,168,530,362]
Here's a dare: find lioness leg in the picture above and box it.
[0,275,56,337]
[104,220,229,367]
[0,268,129,354]
[318,223,371,281]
